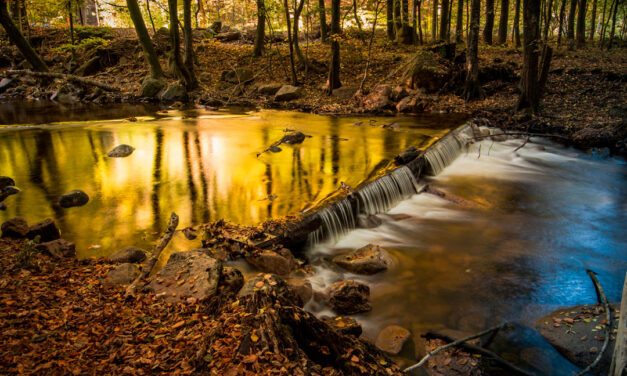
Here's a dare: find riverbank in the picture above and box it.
[0,27,625,155]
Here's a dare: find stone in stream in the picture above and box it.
[326,280,371,314]
[35,239,76,258]
[0,185,20,202]
[103,263,139,285]
[160,84,188,103]
[280,131,307,145]
[1,217,29,238]
[375,325,411,355]
[534,303,618,374]
[108,246,148,264]
[285,277,313,305]
[107,144,135,158]
[245,248,298,276]
[58,190,90,208]
[274,85,302,101]
[147,249,222,303]
[0,176,15,190]
[26,218,61,242]
[332,244,393,275]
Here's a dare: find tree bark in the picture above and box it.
[464,0,480,100]
[168,0,194,88]
[254,0,265,56]
[599,0,608,43]
[417,0,424,43]
[542,0,553,40]
[127,0,164,79]
[456,0,464,41]
[557,0,566,44]
[566,0,577,40]
[146,0,157,34]
[513,0,521,45]
[398,0,412,43]
[293,0,318,70]
[440,0,450,41]
[432,0,439,40]
[0,0,47,72]
[517,0,541,113]
[283,0,298,84]
[352,0,362,33]
[589,0,597,40]
[576,0,587,46]
[606,0,617,49]
[182,0,198,89]
[327,0,341,92]
[394,0,402,36]
[498,0,509,43]
[483,0,495,44]
[319,0,328,41]
[386,0,395,39]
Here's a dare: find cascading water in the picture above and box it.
[357,166,420,215]
[423,127,474,175]
[307,199,356,246]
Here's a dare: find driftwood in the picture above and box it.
[6,69,121,92]
[576,269,613,376]
[125,212,179,299]
[404,322,507,372]
[610,271,627,376]
[422,330,536,376]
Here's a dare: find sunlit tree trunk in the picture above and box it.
[168,0,194,88]
[294,0,316,69]
[439,0,450,40]
[386,0,395,39]
[127,0,164,79]
[432,0,438,40]
[589,0,597,40]
[575,0,587,45]
[513,0,521,45]
[483,0,495,44]
[394,0,401,36]
[464,0,480,100]
[183,0,198,89]
[398,0,412,43]
[498,0,509,43]
[327,0,341,92]
[253,0,265,56]
[283,0,297,84]
[0,0,47,71]
[456,0,464,41]
[517,0,541,112]
[352,0,362,33]
[319,0,328,41]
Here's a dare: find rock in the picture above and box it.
[107,144,135,158]
[104,263,139,285]
[1,217,29,238]
[238,273,302,307]
[58,190,89,208]
[219,266,244,294]
[331,85,358,100]
[257,82,283,95]
[285,278,313,305]
[50,85,77,104]
[160,84,188,103]
[0,203,5,211]
[210,21,222,34]
[74,56,101,76]
[274,85,302,101]
[221,68,253,84]
[246,248,298,275]
[26,219,61,242]
[0,176,15,190]
[332,244,392,275]
[323,316,363,336]
[326,280,371,314]
[147,249,222,303]
[36,239,76,258]
[375,325,411,354]
[357,214,383,229]
[396,96,427,113]
[215,30,242,41]
[108,246,147,264]
[363,85,393,111]
[390,85,409,101]
[0,77,15,93]
[0,185,20,202]
[141,77,165,97]
[280,131,306,145]
[403,51,449,93]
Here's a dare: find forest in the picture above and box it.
[0,0,626,375]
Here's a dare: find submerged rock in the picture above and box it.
[246,248,298,275]
[0,185,20,202]
[27,218,61,242]
[285,278,313,305]
[36,239,76,258]
[147,249,222,303]
[280,131,306,145]
[104,263,139,285]
[107,144,135,158]
[108,246,147,264]
[274,85,302,101]
[326,280,371,314]
[1,217,29,238]
[375,325,411,355]
[58,190,89,208]
[332,244,392,275]
[0,176,15,190]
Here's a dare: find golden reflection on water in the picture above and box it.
[0,110,463,258]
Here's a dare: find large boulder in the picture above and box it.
[107,144,135,158]
[285,278,313,305]
[396,96,428,113]
[280,131,307,145]
[103,263,139,285]
[246,248,298,275]
[362,85,393,112]
[147,249,222,303]
[257,82,283,95]
[58,190,89,208]
[331,85,359,100]
[326,280,371,314]
[274,85,302,101]
[221,68,253,84]
[375,325,411,355]
[26,219,61,242]
[36,239,76,258]
[160,84,188,103]
[403,51,450,93]
[108,246,147,264]
[332,244,392,275]
[215,30,242,42]
[140,77,165,98]
[1,217,29,238]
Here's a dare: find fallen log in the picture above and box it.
[6,69,121,92]
[125,212,179,299]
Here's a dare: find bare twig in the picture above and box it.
[576,270,612,376]
[7,69,121,92]
[125,212,179,299]
[404,322,507,372]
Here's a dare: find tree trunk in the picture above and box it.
[589,0,596,40]
[498,0,509,43]
[399,0,413,43]
[432,0,438,40]
[327,0,341,92]
[606,0,617,48]
[513,0,521,45]
[440,0,450,40]
[352,0,362,33]
[394,0,402,36]
[417,0,424,43]
[483,0,495,44]
[599,0,608,43]
[168,0,194,88]
[319,0,328,41]
[557,0,566,44]
[464,0,480,100]
[294,0,317,69]
[0,0,47,72]
[146,0,156,34]
[386,0,395,39]
[566,0,577,40]
[576,0,587,45]
[182,0,198,89]
[253,0,265,56]
[456,0,464,41]
[517,0,541,112]
[127,0,164,79]
[542,0,552,40]
[283,0,298,84]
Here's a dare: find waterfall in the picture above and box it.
[307,198,356,246]
[357,166,420,215]
[424,127,473,175]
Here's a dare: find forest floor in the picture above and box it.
[0,27,625,153]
